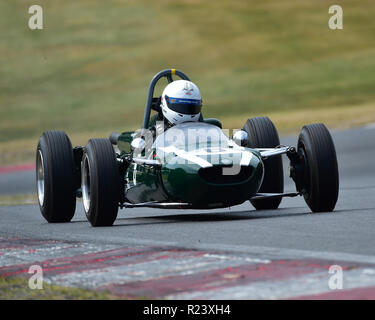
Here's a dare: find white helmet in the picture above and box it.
[161,80,202,125]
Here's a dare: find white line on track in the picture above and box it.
[167,267,375,300]
[94,236,375,265]
[45,253,267,289]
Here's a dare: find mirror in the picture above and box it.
[131,137,146,151]
[232,130,248,146]
[131,137,146,158]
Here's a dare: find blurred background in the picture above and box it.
[1,0,375,166]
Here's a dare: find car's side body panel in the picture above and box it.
[124,163,168,204]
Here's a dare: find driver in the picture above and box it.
[150,80,203,136]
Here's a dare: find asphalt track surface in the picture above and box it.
[0,125,375,299]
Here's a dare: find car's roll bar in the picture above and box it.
[142,69,190,129]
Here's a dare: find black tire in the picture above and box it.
[36,131,77,222]
[243,117,284,209]
[298,124,339,212]
[81,139,120,226]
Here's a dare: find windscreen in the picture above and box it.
[153,122,230,152]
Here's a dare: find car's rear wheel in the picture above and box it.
[36,131,77,222]
[298,123,339,212]
[243,117,284,209]
[82,138,120,226]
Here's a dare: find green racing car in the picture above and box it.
[36,69,339,226]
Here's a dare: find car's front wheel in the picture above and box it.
[82,138,120,226]
[298,123,339,212]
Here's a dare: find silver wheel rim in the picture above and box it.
[37,150,45,206]
[82,154,91,212]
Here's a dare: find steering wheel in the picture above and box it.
[142,69,190,129]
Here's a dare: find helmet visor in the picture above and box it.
[165,96,202,115]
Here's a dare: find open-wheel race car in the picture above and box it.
[36,69,339,226]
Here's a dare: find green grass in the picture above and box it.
[0,277,119,300]
[1,0,375,164]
